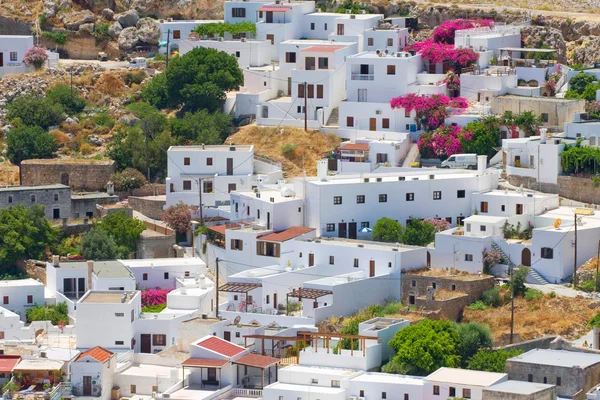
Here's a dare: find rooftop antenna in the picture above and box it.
[229,138,233,145]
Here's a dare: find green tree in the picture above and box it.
[140,72,169,109]
[511,266,529,297]
[6,125,59,164]
[515,111,542,137]
[111,168,148,191]
[459,120,500,159]
[94,211,146,257]
[171,110,232,143]
[581,82,600,101]
[403,217,436,246]
[46,84,87,115]
[467,349,523,372]
[372,217,404,243]
[454,322,493,366]
[0,204,57,266]
[26,302,69,325]
[80,228,118,260]
[5,95,64,128]
[388,319,460,376]
[568,72,597,95]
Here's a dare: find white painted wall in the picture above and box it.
[0,279,45,321]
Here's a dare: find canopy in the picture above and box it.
[14,359,64,371]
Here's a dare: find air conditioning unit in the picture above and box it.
[350,14,356,19]
[345,9,352,14]
[429,174,434,180]
[398,176,405,181]
[376,177,382,182]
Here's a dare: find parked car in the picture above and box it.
[128,57,147,69]
[97,52,108,61]
[440,153,477,169]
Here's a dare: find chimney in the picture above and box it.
[87,260,94,291]
[540,128,547,144]
[477,155,487,176]
[52,255,60,267]
[317,159,328,181]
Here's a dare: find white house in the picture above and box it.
[423,367,508,400]
[91,260,136,292]
[157,19,223,53]
[120,258,207,290]
[0,36,33,77]
[0,279,44,322]
[333,136,412,173]
[230,187,305,231]
[179,37,272,69]
[71,346,116,399]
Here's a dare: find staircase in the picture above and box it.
[325,107,339,127]
[526,268,551,285]
[401,143,420,167]
[491,241,515,271]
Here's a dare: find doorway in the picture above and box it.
[309,253,315,267]
[348,222,357,239]
[83,376,92,396]
[267,212,271,230]
[358,89,367,102]
[53,208,60,219]
[266,11,273,23]
[337,24,344,35]
[61,173,69,186]
[338,223,347,238]
[369,260,375,277]
[224,331,231,342]
[522,248,531,267]
[140,334,152,353]
[287,77,292,95]
[369,118,376,131]
[207,368,217,382]
[0,53,3,67]
[226,158,233,175]
[427,251,431,267]
[273,293,277,308]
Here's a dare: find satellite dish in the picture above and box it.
[233,316,241,325]
[554,218,562,229]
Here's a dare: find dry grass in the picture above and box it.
[408,267,490,281]
[229,125,341,177]
[0,162,20,185]
[464,289,596,345]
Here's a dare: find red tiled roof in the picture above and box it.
[259,226,315,242]
[234,354,279,369]
[208,222,249,236]
[341,143,369,151]
[301,45,346,53]
[76,347,114,363]
[182,358,229,368]
[196,336,245,357]
[0,356,21,373]
[257,6,291,11]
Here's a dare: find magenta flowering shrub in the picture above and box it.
[408,38,480,71]
[418,125,463,159]
[23,46,48,70]
[390,93,468,130]
[141,287,173,307]
[433,19,495,44]
[424,218,451,232]
[482,249,502,273]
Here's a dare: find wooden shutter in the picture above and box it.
[275,244,281,258]
[256,241,261,255]
[242,8,246,17]
[317,85,323,99]
[298,83,305,98]
[231,239,235,249]
[307,84,314,98]
[239,241,243,251]
[231,8,236,17]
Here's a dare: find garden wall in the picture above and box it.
[508,174,600,205]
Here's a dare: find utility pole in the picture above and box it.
[574,212,578,288]
[166,29,171,68]
[597,240,600,292]
[510,269,515,344]
[304,81,308,132]
[144,130,150,182]
[198,178,203,223]
[215,258,220,319]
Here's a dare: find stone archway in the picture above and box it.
[522,248,531,267]
[60,172,69,186]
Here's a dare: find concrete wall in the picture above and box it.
[483,385,557,400]
[128,196,166,220]
[401,273,494,305]
[20,160,115,191]
[490,96,585,128]
[507,174,600,206]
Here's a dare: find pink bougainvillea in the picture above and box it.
[424,218,451,232]
[418,125,463,159]
[141,287,173,307]
[433,19,495,44]
[408,39,480,71]
[23,46,48,70]
[390,93,468,130]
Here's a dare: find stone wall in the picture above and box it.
[128,196,165,220]
[20,159,115,191]
[507,174,600,205]
[71,195,120,219]
[506,175,560,195]
[137,231,176,258]
[491,96,586,128]
[0,17,32,35]
[483,384,557,400]
[0,185,71,220]
[97,205,133,218]
[415,293,471,321]
[115,184,166,199]
[401,273,495,304]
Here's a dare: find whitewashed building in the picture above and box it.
[71,347,116,399]
[0,279,44,322]
[157,19,223,53]
[120,258,207,290]
[0,36,33,77]
[423,368,508,400]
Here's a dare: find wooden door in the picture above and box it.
[83,376,92,396]
[349,222,357,239]
[287,77,292,95]
[224,331,231,342]
[273,293,277,308]
[369,118,376,131]
[267,212,271,229]
[309,253,315,266]
[337,24,344,35]
[0,53,3,67]
[207,368,217,382]
[338,223,347,238]
[226,158,233,175]
[140,334,152,353]
[522,248,531,267]
[369,260,375,277]
[266,11,273,23]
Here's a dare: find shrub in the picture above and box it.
[80,228,117,260]
[93,22,111,44]
[467,300,488,311]
[481,287,502,307]
[94,112,115,128]
[580,279,596,292]
[6,95,64,128]
[123,70,147,86]
[42,31,67,45]
[142,303,167,313]
[111,168,147,191]
[467,349,524,372]
[46,84,87,115]
[26,302,69,325]
[161,201,192,233]
[79,142,94,155]
[511,266,529,297]
[194,21,256,37]
[548,291,557,298]
[6,125,59,164]
[524,288,543,301]
[94,72,125,96]
[141,288,172,306]
[24,46,49,69]
[282,143,297,154]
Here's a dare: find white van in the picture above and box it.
[128,57,147,69]
[440,153,478,169]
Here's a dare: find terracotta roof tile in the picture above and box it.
[0,356,20,373]
[76,347,114,363]
[233,354,279,369]
[341,143,369,151]
[196,336,245,357]
[182,358,229,368]
[301,45,346,53]
[259,226,315,242]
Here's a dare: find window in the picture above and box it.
[30,195,36,203]
[466,223,471,232]
[266,295,270,304]
[115,313,124,317]
[235,332,240,338]
[404,395,409,400]
[298,83,305,98]
[153,334,167,346]
[333,196,342,205]
[387,38,393,46]
[232,7,246,17]
[115,341,124,345]
[480,201,488,213]
[528,374,533,382]
[307,84,314,98]
[465,254,473,262]
[203,180,213,193]
[257,209,260,219]
[235,51,240,58]
[501,205,506,212]
[143,273,148,281]
[7,196,12,204]
[9,52,17,62]
[367,38,374,46]
[234,295,238,301]
[462,389,471,399]
[311,379,318,384]
[457,216,465,225]
[457,190,465,198]
[543,377,547,384]
[2,296,7,305]
[131,309,135,322]
[318,57,329,69]
[54,193,59,201]
[361,222,369,228]
[164,272,169,279]
[27,295,33,304]
[317,85,323,99]
[541,113,549,123]
[354,258,359,268]
[432,282,437,289]
[152,386,158,393]
[257,241,281,257]
[360,391,364,397]
[324,23,327,30]
[449,387,456,397]
[326,223,335,232]
[286,52,297,63]
[387,65,396,75]
[130,385,136,394]
[310,22,315,30]
[541,247,554,259]
[207,157,213,166]
[231,239,243,250]
[480,225,486,232]
[266,34,274,45]
[556,377,561,386]
[329,256,334,265]
[433,191,442,200]
[347,116,354,127]
[405,108,410,118]
[406,193,414,201]
[183,180,192,191]
[516,203,523,215]
[305,56,315,70]
[297,106,305,113]
[356,195,365,204]
[446,217,452,224]
[411,280,416,287]
[331,380,340,388]
[382,392,386,399]
[173,30,181,39]
[433,385,440,395]
[379,194,387,202]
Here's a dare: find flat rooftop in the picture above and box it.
[463,215,507,224]
[300,169,488,186]
[265,383,345,394]
[21,159,114,165]
[236,189,300,203]
[118,363,178,377]
[350,372,423,385]
[509,349,600,369]
[281,365,359,376]
[80,291,137,304]
[168,145,252,152]
[496,95,583,103]
[485,380,554,395]
[425,367,506,387]
[308,12,382,19]
[92,261,134,279]
[71,192,118,200]
[0,278,43,287]
[299,237,421,252]
[120,258,205,268]
[351,51,417,59]
[479,189,557,199]
[406,268,492,281]
[0,184,69,192]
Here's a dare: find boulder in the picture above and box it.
[589,300,600,309]
[79,22,95,35]
[1,125,13,134]
[572,36,600,66]
[118,27,140,50]
[521,25,568,64]
[117,114,140,126]
[136,18,160,44]
[108,21,123,39]
[116,9,139,28]
[63,10,95,30]
[102,8,115,20]
[42,0,59,18]
[88,135,106,146]
[72,0,115,13]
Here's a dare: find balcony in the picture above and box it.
[351,73,374,81]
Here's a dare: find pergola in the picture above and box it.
[219,283,262,312]
[286,288,332,315]
[181,358,229,389]
[498,47,557,66]
[233,353,279,389]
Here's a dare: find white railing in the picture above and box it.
[234,388,263,397]
[351,73,374,81]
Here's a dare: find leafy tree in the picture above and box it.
[0,204,57,266]
[80,228,117,260]
[334,0,372,13]
[581,82,600,101]
[454,322,493,366]
[5,95,64,128]
[372,217,404,243]
[94,211,145,257]
[6,125,59,164]
[514,111,541,137]
[568,72,597,95]
[142,47,243,113]
[26,302,69,325]
[127,102,163,120]
[511,266,529,297]
[388,319,461,376]
[467,349,523,372]
[0,265,28,280]
[459,120,501,158]
[46,84,87,115]
[111,168,148,191]
[403,217,436,246]
[162,202,192,233]
[171,110,232,143]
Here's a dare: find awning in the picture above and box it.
[0,356,20,373]
[219,283,262,293]
[14,359,64,371]
[287,288,333,300]
[181,358,229,368]
[257,6,291,12]
[233,354,279,369]
[158,41,167,47]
